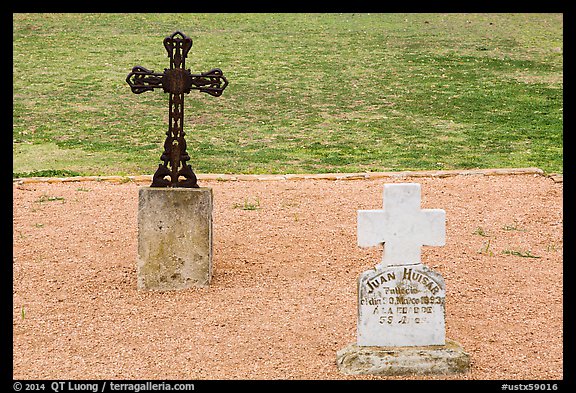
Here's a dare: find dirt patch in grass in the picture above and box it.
[12,173,562,380]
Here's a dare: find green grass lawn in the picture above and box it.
[13,13,563,177]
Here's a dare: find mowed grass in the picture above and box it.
[13,13,563,176]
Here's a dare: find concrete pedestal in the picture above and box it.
[137,187,213,290]
[336,339,470,376]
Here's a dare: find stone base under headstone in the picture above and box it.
[336,339,470,376]
[137,187,213,290]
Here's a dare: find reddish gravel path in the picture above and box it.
[13,173,563,380]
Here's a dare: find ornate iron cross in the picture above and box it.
[126,31,228,188]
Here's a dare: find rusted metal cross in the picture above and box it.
[126,31,228,188]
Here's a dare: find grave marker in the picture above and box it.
[337,183,470,375]
[127,32,227,289]
[357,183,446,346]
[126,30,228,188]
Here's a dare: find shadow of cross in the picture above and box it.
[126,31,228,188]
[357,183,445,268]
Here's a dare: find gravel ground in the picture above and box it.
[12,173,563,380]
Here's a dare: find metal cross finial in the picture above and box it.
[126,31,228,187]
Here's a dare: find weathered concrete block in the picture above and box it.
[137,187,213,290]
[336,339,470,376]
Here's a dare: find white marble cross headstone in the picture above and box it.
[357,183,445,268]
[338,183,471,372]
[356,183,447,346]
